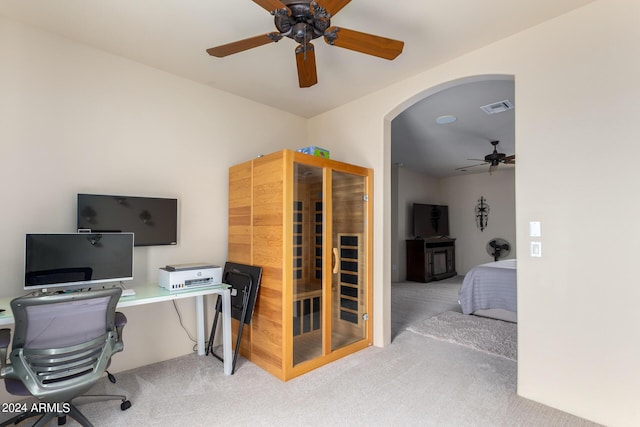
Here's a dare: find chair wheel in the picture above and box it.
[107,372,116,383]
[57,415,67,425]
[121,400,132,411]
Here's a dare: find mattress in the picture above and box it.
[458,259,517,321]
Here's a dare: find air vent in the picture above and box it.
[480,99,514,115]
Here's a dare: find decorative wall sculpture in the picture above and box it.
[475,196,489,231]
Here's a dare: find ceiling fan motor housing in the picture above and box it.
[485,140,506,165]
[275,2,330,44]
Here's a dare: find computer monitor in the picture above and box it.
[24,233,134,291]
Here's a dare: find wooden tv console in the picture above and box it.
[406,238,456,282]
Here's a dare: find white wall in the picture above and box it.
[440,168,516,273]
[0,17,305,402]
[392,166,441,281]
[3,1,640,424]
[307,1,640,425]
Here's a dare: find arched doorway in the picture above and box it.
[384,74,516,339]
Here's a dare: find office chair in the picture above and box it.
[0,288,131,426]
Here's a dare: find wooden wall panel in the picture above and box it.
[250,152,285,376]
[228,162,252,264]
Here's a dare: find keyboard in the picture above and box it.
[121,289,136,297]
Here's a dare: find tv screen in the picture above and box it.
[413,203,450,238]
[25,233,134,290]
[77,193,178,246]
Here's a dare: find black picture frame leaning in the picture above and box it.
[206,262,262,374]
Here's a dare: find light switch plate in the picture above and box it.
[530,241,542,257]
[529,221,541,237]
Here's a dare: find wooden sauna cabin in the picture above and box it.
[227,149,373,381]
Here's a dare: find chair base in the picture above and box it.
[0,395,131,427]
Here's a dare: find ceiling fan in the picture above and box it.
[206,0,404,88]
[456,140,515,173]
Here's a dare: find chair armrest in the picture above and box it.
[115,312,127,328]
[0,328,11,371]
[115,312,127,344]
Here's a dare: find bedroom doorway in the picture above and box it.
[388,74,516,340]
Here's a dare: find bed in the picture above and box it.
[458,258,517,323]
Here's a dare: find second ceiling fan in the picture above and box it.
[206,0,404,88]
[456,140,516,174]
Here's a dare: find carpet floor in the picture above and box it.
[407,311,517,361]
[0,278,601,426]
[21,334,598,427]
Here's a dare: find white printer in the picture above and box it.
[158,263,222,291]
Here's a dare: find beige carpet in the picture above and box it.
[1,331,600,426]
[407,311,517,361]
[1,279,601,426]
[34,330,599,427]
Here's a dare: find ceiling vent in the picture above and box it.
[480,99,514,115]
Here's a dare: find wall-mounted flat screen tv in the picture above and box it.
[77,193,178,246]
[413,203,450,238]
[25,233,134,291]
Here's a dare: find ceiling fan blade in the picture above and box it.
[503,155,516,164]
[252,0,288,13]
[295,43,318,88]
[207,33,278,57]
[455,163,487,170]
[324,27,404,60]
[315,0,352,16]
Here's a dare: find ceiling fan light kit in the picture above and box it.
[207,0,405,88]
[485,140,506,166]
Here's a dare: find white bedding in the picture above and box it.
[458,259,517,322]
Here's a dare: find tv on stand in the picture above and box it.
[407,203,456,282]
[412,203,450,239]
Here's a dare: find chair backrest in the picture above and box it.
[6,288,122,402]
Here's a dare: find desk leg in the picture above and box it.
[196,295,206,356]
[221,289,232,375]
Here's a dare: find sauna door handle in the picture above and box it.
[332,248,339,274]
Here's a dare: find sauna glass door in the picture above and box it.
[293,163,324,366]
[292,161,369,367]
[330,170,368,350]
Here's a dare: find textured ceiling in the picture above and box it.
[392,78,515,178]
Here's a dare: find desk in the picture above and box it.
[0,283,233,375]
